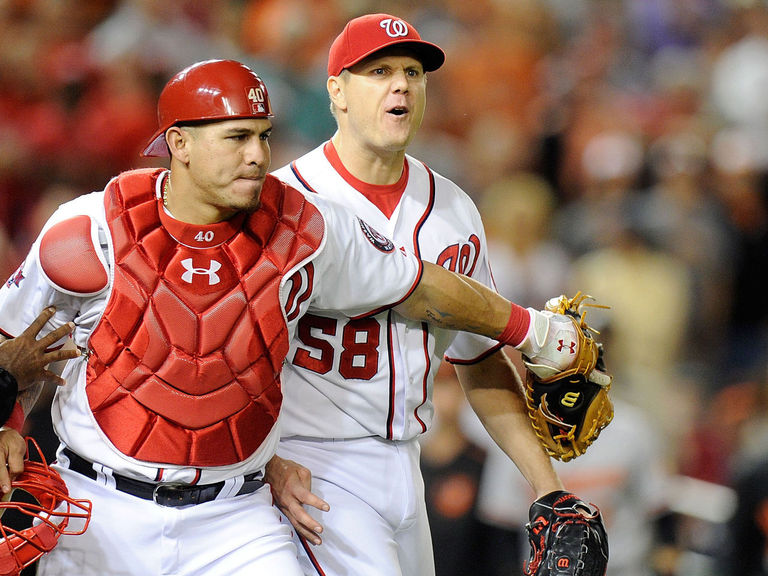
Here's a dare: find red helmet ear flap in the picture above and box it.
[0,437,91,575]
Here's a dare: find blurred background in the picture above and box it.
[3,0,768,574]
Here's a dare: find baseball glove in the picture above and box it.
[523,293,613,462]
[524,490,608,576]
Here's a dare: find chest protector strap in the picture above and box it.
[86,169,324,467]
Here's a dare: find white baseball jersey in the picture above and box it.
[0,169,421,485]
[273,142,501,442]
[272,143,501,576]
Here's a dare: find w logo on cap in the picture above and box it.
[380,18,409,38]
[327,13,445,77]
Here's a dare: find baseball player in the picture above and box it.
[267,13,571,576]
[0,58,582,575]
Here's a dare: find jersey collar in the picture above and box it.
[323,141,408,219]
[157,175,245,248]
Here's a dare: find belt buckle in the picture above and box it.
[152,482,193,507]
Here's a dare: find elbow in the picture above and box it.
[394,262,438,322]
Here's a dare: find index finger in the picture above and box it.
[301,490,330,513]
[288,505,325,545]
[19,307,57,340]
[36,321,75,350]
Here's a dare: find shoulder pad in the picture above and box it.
[38,215,109,296]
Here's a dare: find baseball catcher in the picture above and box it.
[522,293,613,461]
[524,490,608,576]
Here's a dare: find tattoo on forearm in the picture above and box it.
[425,309,446,326]
[426,307,485,334]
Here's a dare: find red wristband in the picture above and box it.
[498,303,531,347]
[4,402,24,432]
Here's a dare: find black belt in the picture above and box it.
[61,448,265,508]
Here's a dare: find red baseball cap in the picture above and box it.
[328,13,445,77]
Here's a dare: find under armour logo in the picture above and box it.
[380,18,409,38]
[181,258,221,285]
[557,339,576,354]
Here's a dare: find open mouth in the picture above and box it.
[387,106,408,116]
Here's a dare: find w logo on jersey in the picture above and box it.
[181,258,221,285]
[380,18,409,38]
[437,234,481,276]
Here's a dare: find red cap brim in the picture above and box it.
[329,38,445,76]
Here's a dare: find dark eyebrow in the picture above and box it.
[222,125,272,136]
[222,127,255,136]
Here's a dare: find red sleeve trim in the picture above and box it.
[349,257,424,320]
[444,341,505,365]
[3,402,24,432]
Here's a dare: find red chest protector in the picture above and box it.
[86,169,324,467]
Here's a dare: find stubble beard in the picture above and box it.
[240,197,262,214]
[227,179,263,215]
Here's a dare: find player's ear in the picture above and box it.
[165,126,191,164]
[327,76,347,112]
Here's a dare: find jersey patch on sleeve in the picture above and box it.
[5,263,25,288]
[357,217,395,253]
[38,215,110,296]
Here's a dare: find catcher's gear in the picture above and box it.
[142,59,273,157]
[522,293,613,461]
[0,437,91,575]
[525,491,608,576]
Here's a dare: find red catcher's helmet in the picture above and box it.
[0,438,91,576]
[142,59,273,157]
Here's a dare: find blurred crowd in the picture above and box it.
[4,0,768,575]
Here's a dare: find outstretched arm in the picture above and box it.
[395,262,579,373]
[454,350,563,498]
[395,262,513,339]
